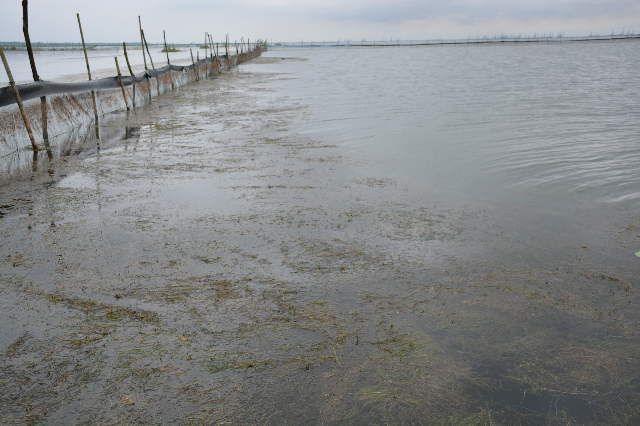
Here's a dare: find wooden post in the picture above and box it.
[205,33,208,58]
[114,57,130,111]
[163,30,170,64]
[0,48,38,150]
[122,42,136,107]
[122,42,135,75]
[225,34,229,62]
[214,40,222,73]
[208,34,219,73]
[141,30,160,95]
[163,30,175,89]
[77,13,100,135]
[22,0,49,143]
[141,30,155,69]
[138,17,147,70]
[190,49,198,81]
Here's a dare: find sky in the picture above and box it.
[1,0,639,43]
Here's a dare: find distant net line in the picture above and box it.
[267,34,640,50]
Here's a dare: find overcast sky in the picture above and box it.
[1,0,639,43]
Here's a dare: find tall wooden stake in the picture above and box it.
[163,30,170,64]
[22,0,48,144]
[138,17,147,70]
[122,42,136,107]
[163,30,175,89]
[225,34,229,61]
[0,48,38,150]
[114,57,130,111]
[190,49,199,81]
[215,42,221,73]
[77,13,100,133]
[141,30,160,95]
[141,30,155,69]
[210,35,221,73]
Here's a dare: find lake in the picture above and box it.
[0,42,639,424]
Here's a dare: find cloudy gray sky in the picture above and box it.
[1,0,639,43]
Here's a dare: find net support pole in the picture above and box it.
[77,13,100,138]
[138,17,147,70]
[208,34,219,74]
[0,48,38,151]
[190,49,199,81]
[208,34,215,76]
[22,0,49,144]
[141,30,160,95]
[123,42,136,107]
[114,57,130,111]
[225,34,229,64]
[163,30,175,89]
[164,31,170,65]
[214,37,221,73]
[215,42,221,73]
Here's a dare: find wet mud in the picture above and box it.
[1,59,639,425]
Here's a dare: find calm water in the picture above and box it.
[245,43,640,207]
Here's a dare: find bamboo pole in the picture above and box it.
[77,14,92,80]
[212,38,217,73]
[190,49,198,81]
[163,30,170,64]
[122,42,135,76]
[0,48,38,150]
[122,42,136,107]
[212,36,222,73]
[141,30,155,69]
[207,34,216,73]
[138,17,147,70]
[215,42,221,72]
[225,34,229,61]
[114,57,130,111]
[141,29,160,95]
[77,13,99,137]
[22,0,49,144]
[163,30,175,89]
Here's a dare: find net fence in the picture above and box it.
[0,47,266,155]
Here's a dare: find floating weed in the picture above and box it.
[44,292,159,323]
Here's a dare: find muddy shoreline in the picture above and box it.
[1,57,639,425]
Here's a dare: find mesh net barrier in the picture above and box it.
[0,48,265,152]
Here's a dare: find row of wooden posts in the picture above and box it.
[1,0,259,152]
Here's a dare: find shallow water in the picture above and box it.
[247,43,640,207]
[0,46,639,425]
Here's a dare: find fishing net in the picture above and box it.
[0,48,265,152]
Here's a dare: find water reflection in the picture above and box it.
[0,117,134,187]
